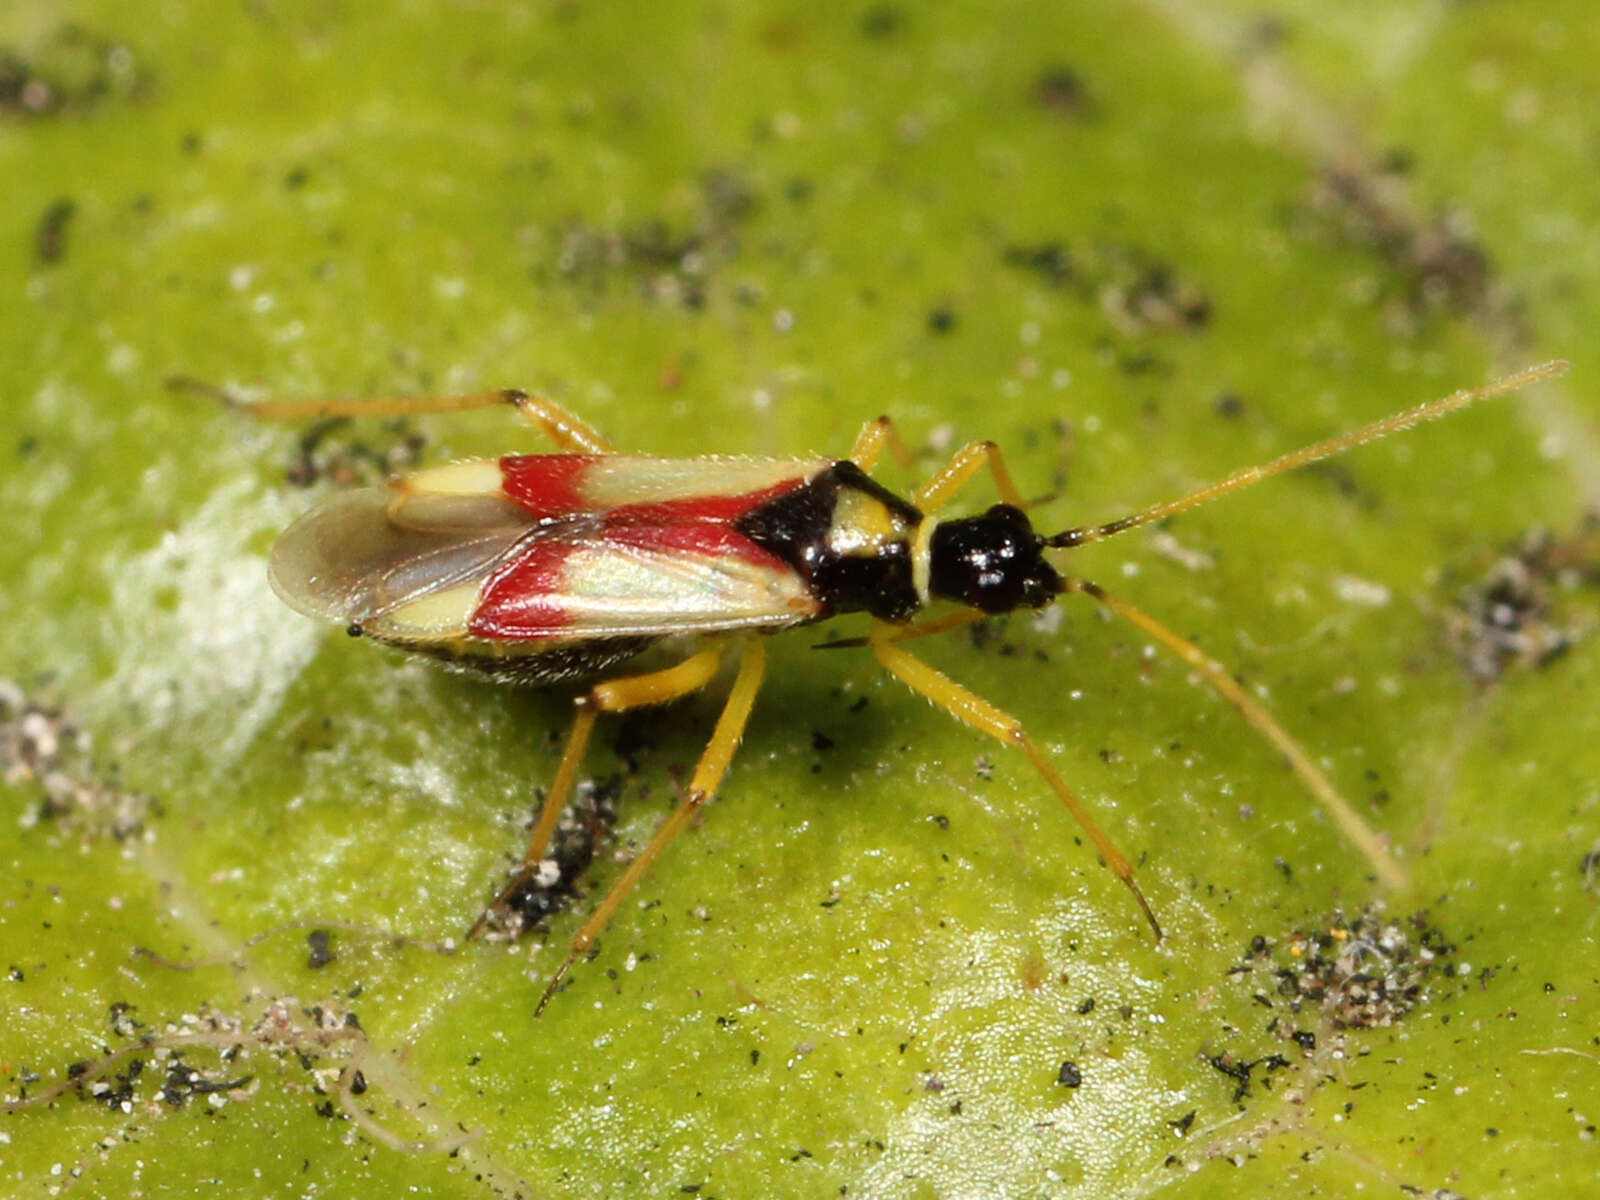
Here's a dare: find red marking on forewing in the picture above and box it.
[499,455,601,518]
[604,478,805,559]
[469,538,574,638]
[499,458,806,529]
[472,469,808,638]
[601,520,787,568]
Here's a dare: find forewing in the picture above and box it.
[268,487,545,631]
[470,522,823,639]
[270,455,830,644]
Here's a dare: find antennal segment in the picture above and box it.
[1049,360,1570,550]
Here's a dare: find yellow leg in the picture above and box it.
[1059,576,1407,891]
[504,393,616,453]
[849,415,915,472]
[850,418,1027,515]
[170,375,616,453]
[467,646,727,940]
[868,620,1162,940]
[914,439,1027,514]
[536,637,768,1015]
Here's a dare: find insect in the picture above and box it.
[251,359,1567,1013]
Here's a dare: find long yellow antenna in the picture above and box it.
[1048,360,1570,549]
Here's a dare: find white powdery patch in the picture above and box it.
[101,475,322,770]
[1333,574,1393,609]
[377,753,469,815]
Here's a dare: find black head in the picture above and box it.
[928,504,1061,613]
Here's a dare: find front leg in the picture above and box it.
[868,620,1161,940]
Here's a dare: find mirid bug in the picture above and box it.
[250,360,1567,1012]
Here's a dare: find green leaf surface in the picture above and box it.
[3,3,1596,1197]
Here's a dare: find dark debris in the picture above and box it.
[480,775,622,937]
[1001,238,1210,334]
[1206,1051,1291,1103]
[1029,64,1097,119]
[1246,908,1451,1032]
[284,415,427,489]
[3,680,153,843]
[1296,161,1502,335]
[1441,519,1599,683]
[34,197,76,265]
[0,25,148,119]
[546,170,761,312]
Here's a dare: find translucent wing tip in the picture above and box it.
[268,488,400,623]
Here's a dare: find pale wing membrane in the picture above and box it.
[268,487,540,628]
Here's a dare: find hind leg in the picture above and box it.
[171,376,615,452]
[535,637,767,1014]
[468,644,728,940]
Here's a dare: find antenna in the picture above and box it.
[1048,360,1570,550]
